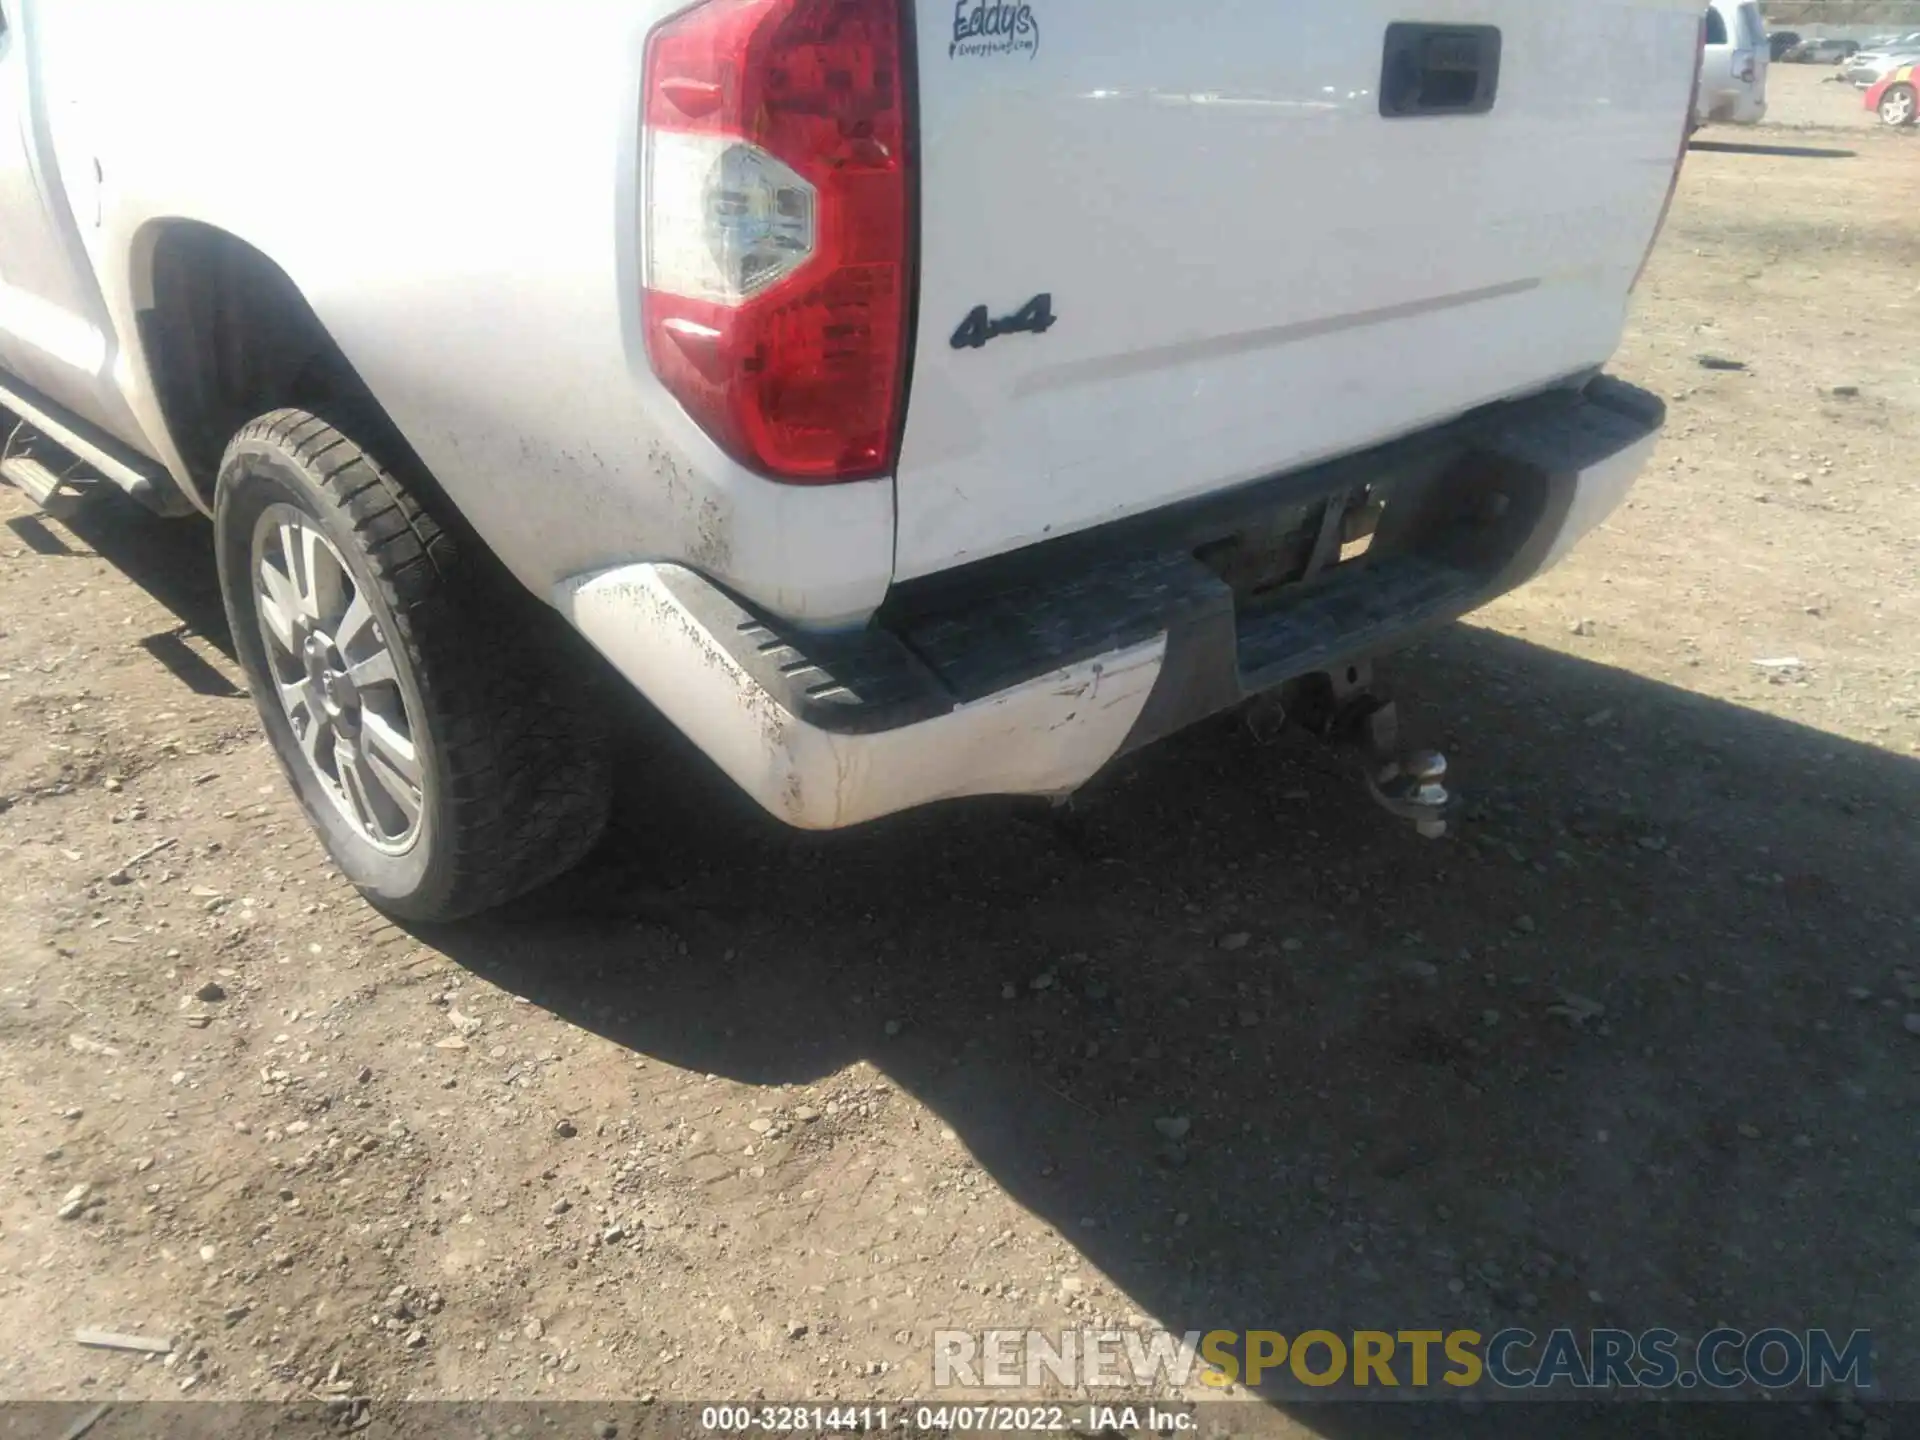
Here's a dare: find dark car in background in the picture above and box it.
[1769,30,1801,60]
[1784,37,1860,63]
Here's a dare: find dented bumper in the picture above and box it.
[557,377,1662,831]
[558,564,1167,828]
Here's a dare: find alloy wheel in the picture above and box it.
[251,504,424,851]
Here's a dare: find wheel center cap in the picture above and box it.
[301,630,358,723]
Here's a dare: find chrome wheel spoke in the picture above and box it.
[336,589,379,660]
[335,741,380,835]
[336,589,397,690]
[347,648,398,691]
[359,709,422,789]
[252,503,426,853]
[296,523,337,621]
[278,521,320,622]
[256,558,302,653]
[280,680,331,772]
[358,731,423,829]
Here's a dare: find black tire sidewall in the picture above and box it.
[1884,85,1917,126]
[215,434,449,912]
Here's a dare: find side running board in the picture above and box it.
[0,448,81,509]
[0,371,195,517]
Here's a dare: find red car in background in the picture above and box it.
[1865,64,1918,125]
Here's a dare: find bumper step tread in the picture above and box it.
[658,376,1664,743]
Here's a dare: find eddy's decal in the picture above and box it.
[950,0,1040,60]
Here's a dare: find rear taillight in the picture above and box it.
[1633,16,1705,293]
[642,0,913,483]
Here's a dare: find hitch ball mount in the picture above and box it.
[1244,662,1453,841]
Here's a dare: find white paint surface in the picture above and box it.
[896,0,1702,580]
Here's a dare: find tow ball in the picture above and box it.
[1244,663,1453,840]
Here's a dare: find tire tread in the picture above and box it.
[221,408,610,920]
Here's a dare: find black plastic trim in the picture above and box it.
[1380,23,1503,118]
[680,379,1663,742]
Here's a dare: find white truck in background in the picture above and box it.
[0,0,1697,920]
[1697,0,1770,126]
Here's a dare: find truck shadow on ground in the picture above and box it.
[1686,139,1858,159]
[29,494,243,698]
[42,492,1912,1437]
[424,627,1916,1439]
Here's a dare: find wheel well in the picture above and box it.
[139,224,370,509]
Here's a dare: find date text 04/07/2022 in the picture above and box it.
[697,1404,1198,1433]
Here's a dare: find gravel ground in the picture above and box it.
[1751,61,1887,131]
[0,105,1916,1440]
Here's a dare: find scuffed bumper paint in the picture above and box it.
[556,565,1166,830]
[556,381,1659,831]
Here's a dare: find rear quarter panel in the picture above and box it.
[53,0,895,626]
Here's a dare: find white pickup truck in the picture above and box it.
[0,0,1696,920]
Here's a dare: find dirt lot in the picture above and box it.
[1755,59,1889,130]
[2,95,1918,1440]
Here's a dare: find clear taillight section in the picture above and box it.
[642,0,912,483]
[648,133,817,302]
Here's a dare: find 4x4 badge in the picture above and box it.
[951,294,1057,350]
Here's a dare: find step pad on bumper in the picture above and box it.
[671,377,1661,741]
[560,376,1661,828]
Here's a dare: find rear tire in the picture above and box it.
[1880,83,1917,127]
[215,409,610,921]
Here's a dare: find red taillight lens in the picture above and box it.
[1634,16,1705,294]
[642,0,912,483]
